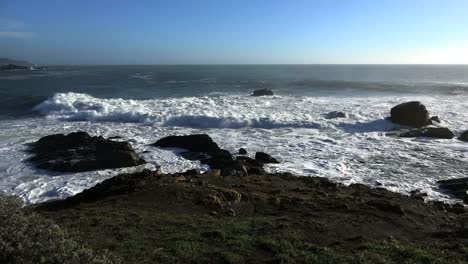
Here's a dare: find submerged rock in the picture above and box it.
[251,89,274,96]
[28,131,146,172]
[325,111,347,119]
[399,127,455,139]
[390,101,430,127]
[255,152,279,164]
[459,130,468,142]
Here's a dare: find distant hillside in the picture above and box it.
[0,58,33,67]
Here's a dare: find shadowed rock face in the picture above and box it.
[390,101,430,127]
[399,127,455,139]
[459,130,468,142]
[251,89,274,96]
[28,131,146,172]
[438,177,468,204]
[255,152,280,164]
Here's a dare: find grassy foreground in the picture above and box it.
[1,195,466,264]
[3,169,468,263]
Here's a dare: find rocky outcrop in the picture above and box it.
[28,132,146,172]
[399,127,455,139]
[255,152,279,164]
[152,134,221,153]
[0,64,29,71]
[251,89,274,96]
[238,148,247,155]
[437,178,468,204]
[390,101,431,127]
[152,134,276,176]
[325,111,347,119]
[459,130,468,142]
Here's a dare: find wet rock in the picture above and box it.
[410,190,428,201]
[238,148,248,155]
[255,152,279,164]
[154,134,259,176]
[236,156,266,175]
[437,177,468,202]
[399,127,455,139]
[459,130,468,142]
[390,101,430,127]
[430,116,441,123]
[152,134,221,153]
[251,89,274,96]
[28,131,146,172]
[325,111,347,119]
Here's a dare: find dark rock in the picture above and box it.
[445,203,466,214]
[153,134,269,176]
[459,130,468,142]
[430,116,441,123]
[238,148,247,155]
[251,89,274,96]
[390,101,430,127]
[0,64,29,71]
[152,134,221,153]
[437,178,468,201]
[325,111,347,119]
[410,190,428,201]
[255,152,279,164]
[28,131,146,172]
[399,127,455,139]
[236,156,266,175]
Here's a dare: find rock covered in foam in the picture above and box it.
[399,127,455,139]
[390,101,431,127]
[251,89,274,96]
[28,131,146,172]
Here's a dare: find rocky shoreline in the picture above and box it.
[5,100,468,262]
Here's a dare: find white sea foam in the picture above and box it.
[1,92,468,204]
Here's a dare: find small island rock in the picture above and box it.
[251,89,274,96]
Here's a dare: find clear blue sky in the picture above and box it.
[1,0,468,64]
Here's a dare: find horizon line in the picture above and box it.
[38,63,468,66]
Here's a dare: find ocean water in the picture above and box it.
[1,65,468,204]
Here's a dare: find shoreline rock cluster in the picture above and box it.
[389,101,467,141]
[151,134,279,177]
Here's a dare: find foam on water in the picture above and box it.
[1,92,468,204]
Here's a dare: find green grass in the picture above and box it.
[50,205,467,264]
[2,193,466,263]
[0,194,119,264]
